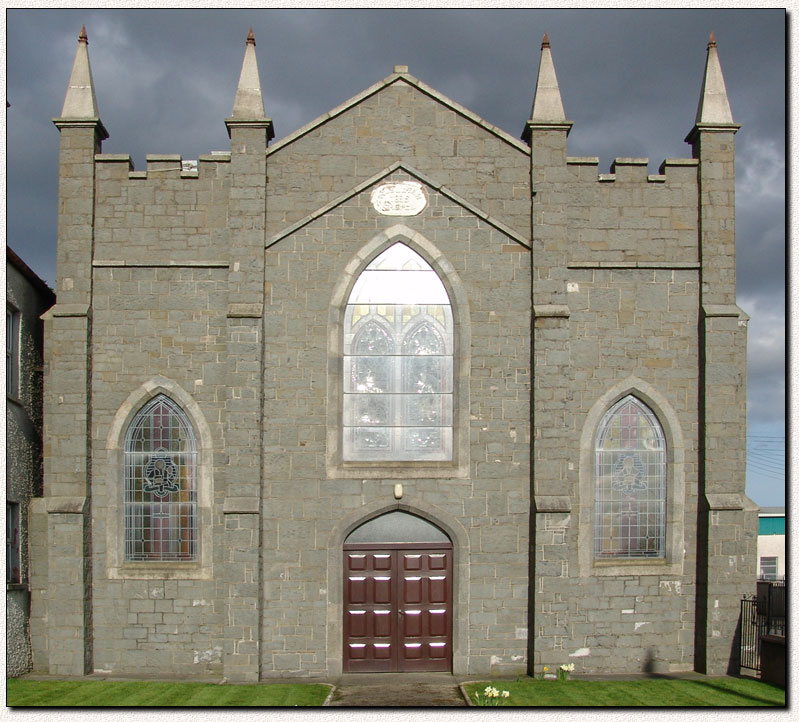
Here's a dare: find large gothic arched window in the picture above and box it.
[124,394,197,561]
[343,243,453,461]
[594,395,666,558]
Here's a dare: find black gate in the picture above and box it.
[740,596,765,672]
[740,581,787,673]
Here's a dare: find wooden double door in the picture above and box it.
[343,543,453,672]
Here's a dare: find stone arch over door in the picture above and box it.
[326,500,470,675]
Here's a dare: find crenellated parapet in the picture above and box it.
[94,152,232,180]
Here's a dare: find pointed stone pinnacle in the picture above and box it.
[59,24,101,119]
[694,31,734,126]
[530,32,566,122]
[231,27,265,118]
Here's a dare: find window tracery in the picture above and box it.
[343,243,454,461]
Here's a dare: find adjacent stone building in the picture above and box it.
[6,246,56,677]
[28,26,756,681]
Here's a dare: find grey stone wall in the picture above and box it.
[88,265,228,677]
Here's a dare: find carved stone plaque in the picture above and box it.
[370,181,427,216]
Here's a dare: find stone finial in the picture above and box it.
[694,31,734,125]
[59,24,101,119]
[231,27,265,118]
[530,32,566,122]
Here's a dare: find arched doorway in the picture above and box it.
[343,511,453,672]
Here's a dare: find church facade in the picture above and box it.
[28,27,756,681]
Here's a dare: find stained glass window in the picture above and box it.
[594,395,665,558]
[124,395,197,561]
[343,243,453,461]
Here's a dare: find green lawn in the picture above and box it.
[6,679,331,707]
[465,677,785,707]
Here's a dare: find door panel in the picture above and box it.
[429,575,447,603]
[397,548,452,672]
[429,608,448,636]
[343,551,396,672]
[343,545,452,672]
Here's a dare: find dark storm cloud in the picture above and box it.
[4,8,787,498]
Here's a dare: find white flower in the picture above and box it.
[501,690,510,698]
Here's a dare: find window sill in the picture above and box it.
[6,393,23,408]
[329,460,468,480]
[107,561,212,581]
[590,557,682,577]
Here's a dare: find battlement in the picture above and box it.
[95,153,231,180]
[566,156,699,185]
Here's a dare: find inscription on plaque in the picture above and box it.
[371,182,427,216]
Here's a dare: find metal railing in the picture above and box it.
[757,579,786,636]
[740,580,786,673]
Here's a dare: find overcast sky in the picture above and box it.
[4,8,786,505]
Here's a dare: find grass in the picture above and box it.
[6,678,331,707]
[465,676,786,707]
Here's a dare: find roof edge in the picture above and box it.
[267,72,530,156]
[6,246,56,304]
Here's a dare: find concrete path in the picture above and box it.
[326,672,469,707]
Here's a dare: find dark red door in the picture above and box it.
[343,543,452,672]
